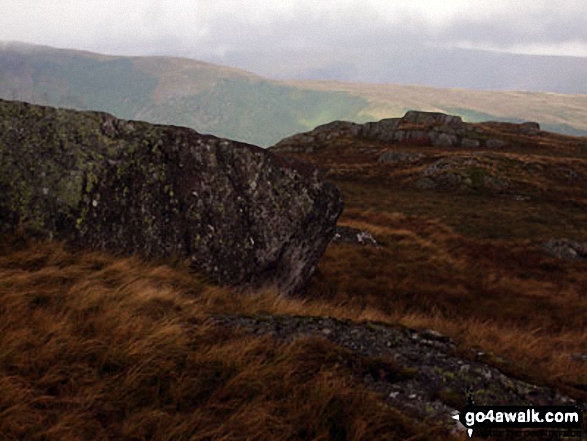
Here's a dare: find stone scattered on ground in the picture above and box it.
[331,226,379,247]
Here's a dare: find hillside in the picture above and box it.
[270,112,587,433]
[2,42,587,147]
[2,105,587,439]
[216,45,587,95]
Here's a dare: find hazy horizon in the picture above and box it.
[2,1,587,91]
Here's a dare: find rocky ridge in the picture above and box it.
[0,99,343,295]
[271,110,587,204]
[272,110,540,152]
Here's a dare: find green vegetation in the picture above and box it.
[0,52,159,118]
[146,78,370,146]
[3,43,587,148]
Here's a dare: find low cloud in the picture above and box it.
[1,0,586,60]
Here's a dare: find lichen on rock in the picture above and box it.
[272,110,525,151]
[0,98,343,295]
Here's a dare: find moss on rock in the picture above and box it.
[0,99,343,295]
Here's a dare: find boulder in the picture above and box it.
[485,139,508,149]
[402,111,464,128]
[518,122,541,136]
[540,239,587,261]
[405,130,431,144]
[309,120,362,140]
[461,138,481,148]
[0,99,343,295]
[362,118,401,141]
[432,133,459,147]
[414,178,437,189]
[271,110,527,153]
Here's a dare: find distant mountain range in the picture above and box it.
[1,42,587,147]
[211,45,587,94]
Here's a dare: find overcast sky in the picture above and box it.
[2,0,587,64]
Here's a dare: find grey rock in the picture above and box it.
[569,353,587,362]
[331,226,379,247]
[460,138,481,148]
[485,139,508,149]
[214,314,587,427]
[393,130,407,143]
[483,175,508,190]
[271,110,541,154]
[405,130,431,144]
[518,121,541,136]
[0,99,343,295]
[312,120,363,139]
[443,172,465,187]
[414,178,437,189]
[402,110,465,128]
[362,118,401,141]
[377,151,424,164]
[541,239,587,261]
[432,133,459,147]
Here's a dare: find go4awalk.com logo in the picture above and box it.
[452,404,583,438]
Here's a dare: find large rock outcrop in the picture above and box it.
[0,99,343,295]
[272,110,542,152]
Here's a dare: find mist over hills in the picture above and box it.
[2,42,587,147]
[212,45,587,94]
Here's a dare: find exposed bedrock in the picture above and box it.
[272,110,542,152]
[0,99,343,295]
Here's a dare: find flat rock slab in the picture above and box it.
[0,99,343,295]
[213,314,585,427]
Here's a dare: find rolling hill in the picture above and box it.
[214,45,587,94]
[2,41,587,147]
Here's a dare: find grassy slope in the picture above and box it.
[2,43,587,147]
[0,44,371,147]
[2,119,587,439]
[272,127,587,406]
[285,80,587,137]
[0,237,458,441]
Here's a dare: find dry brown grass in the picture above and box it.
[276,133,587,419]
[0,236,458,440]
[3,128,587,439]
[307,209,587,391]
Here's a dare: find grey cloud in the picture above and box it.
[1,0,586,61]
[432,5,587,48]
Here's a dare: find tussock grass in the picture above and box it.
[4,131,587,439]
[0,237,453,440]
[308,205,587,396]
